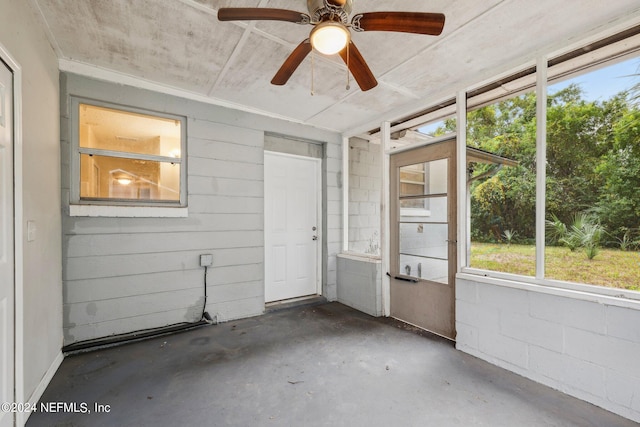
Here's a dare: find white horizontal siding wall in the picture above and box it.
[456,276,640,423]
[60,73,341,345]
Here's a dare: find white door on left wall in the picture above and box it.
[264,151,321,303]
[0,59,14,427]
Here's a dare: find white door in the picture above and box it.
[0,59,14,427]
[265,151,321,303]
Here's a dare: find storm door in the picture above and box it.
[390,138,457,339]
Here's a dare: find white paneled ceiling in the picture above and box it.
[31,0,640,134]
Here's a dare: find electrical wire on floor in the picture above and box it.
[201,266,214,324]
[63,264,216,354]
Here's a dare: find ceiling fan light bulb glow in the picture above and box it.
[310,22,350,55]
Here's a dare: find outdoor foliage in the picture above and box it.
[545,213,606,259]
[464,83,640,251]
[471,243,640,290]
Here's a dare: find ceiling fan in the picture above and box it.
[218,0,445,92]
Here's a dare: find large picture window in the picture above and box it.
[545,55,640,290]
[466,73,537,276]
[71,98,186,206]
[462,33,640,294]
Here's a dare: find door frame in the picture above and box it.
[264,150,323,302]
[389,137,457,340]
[0,43,23,426]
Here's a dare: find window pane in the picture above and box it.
[399,254,448,284]
[80,154,180,201]
[399,158,447,197]
[79,104,182,158]
[399,221,449,284]
[417,117,457,138]
[399,223,448,260]
[389,118,457,151]
[545,56,640,291]
[467,90,536,275]
[400,197,447,223]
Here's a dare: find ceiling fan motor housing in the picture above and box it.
[217,2,444,92]
[308,0,352,23]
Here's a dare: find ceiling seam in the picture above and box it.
[58,58,341,133]
[209,24,341,95]
[174,0,217,16]
[303,78,420,125]
[208,5,355,94]
[28,0,65,58]
[206,22,258,96]
[338,0,516,136]
[308,0,515,128]
[378,82,421,100]
[176,3,297,50]
[204,0,345,94]
[176,0,261,96]
[376,0,513,82]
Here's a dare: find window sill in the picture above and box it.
[400,208,431,217]
[338,252,382,262]
[458,269,640,309]
[68,204,188,218]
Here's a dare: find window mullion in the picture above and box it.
[456,90,467,271]
[535,55,548,281]
[78,147,182,164]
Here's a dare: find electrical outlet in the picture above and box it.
[200,254,213,267]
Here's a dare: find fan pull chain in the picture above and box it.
[346,42,351,90]
[311,49,315,96]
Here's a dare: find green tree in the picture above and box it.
[545,86,625,226]
[468,92,537,242]
[593,108,640,243]
[467,83,639,247]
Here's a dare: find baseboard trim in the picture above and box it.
[20,351,64,425]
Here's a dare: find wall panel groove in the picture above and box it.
[60,72,341,345]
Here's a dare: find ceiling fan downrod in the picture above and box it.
[217,0,444,92]
[308,0,352,24]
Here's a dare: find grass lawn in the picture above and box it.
[470,243,640,291]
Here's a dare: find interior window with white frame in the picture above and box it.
[71,98,186,206]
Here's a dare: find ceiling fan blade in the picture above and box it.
[351,12,445,35]
[218,8,310,24]
[338,41,378,92]
[271,39,313,86]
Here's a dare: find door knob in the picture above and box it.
[312,235,318,241]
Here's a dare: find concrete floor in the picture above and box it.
[28,302,638,427]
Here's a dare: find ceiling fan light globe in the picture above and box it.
[310,22,350,55]
[116,178,132,186]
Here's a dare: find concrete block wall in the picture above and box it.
[348,137,381,255]
[337,254,383,317]
[60,72,341,345]
[456,275,640,423]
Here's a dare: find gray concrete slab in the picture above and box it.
[28,303,638,427]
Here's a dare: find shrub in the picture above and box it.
[545,214,567,246]
[502,229,517,245]
[547,212,606,259]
